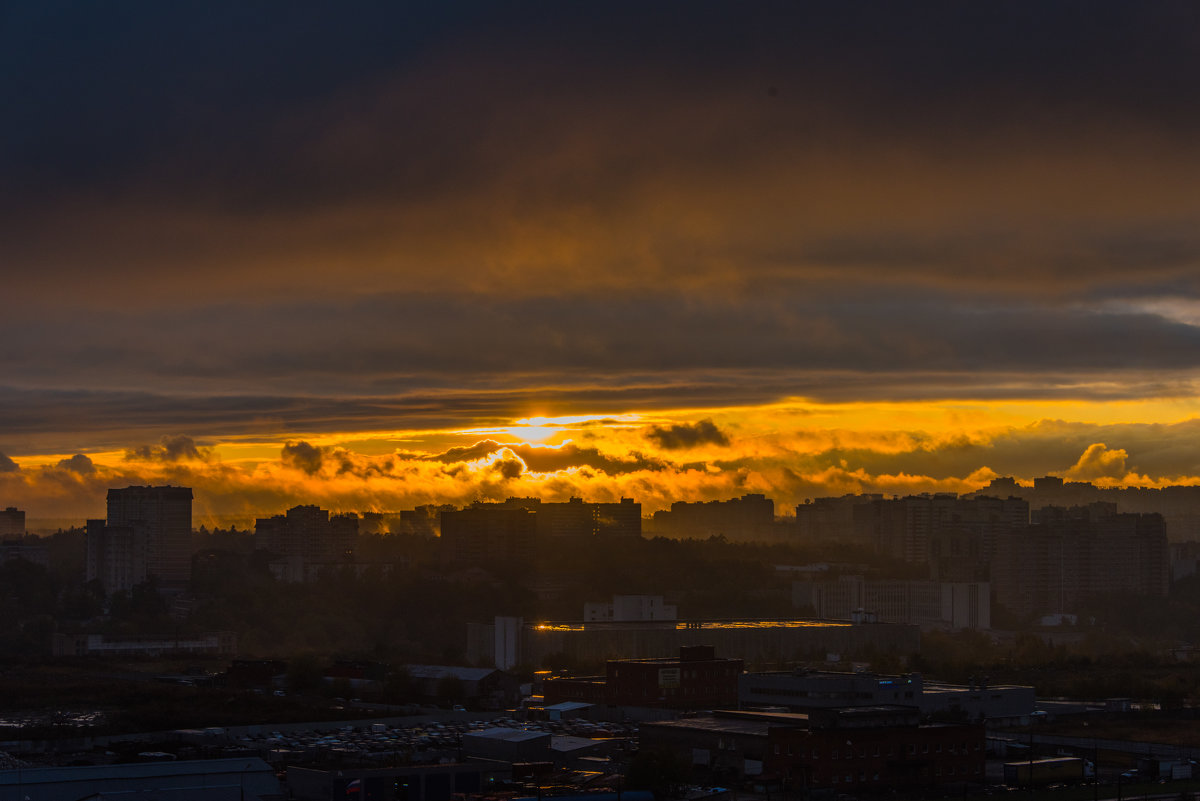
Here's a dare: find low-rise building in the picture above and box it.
[739,670,1034,725]
[52,631,237,658]
[544,645,742,710]
[641,707,985,792]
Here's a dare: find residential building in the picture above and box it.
[86,485,192,593]
[853,494,1027,565]
[992,507,1168,618]
[492,496,642,539]
[650,494,775,541]
[439,506,536,566]
[0,506,24,537]
[0,537,49,568]
[793,576,991,630]
[256,504,357,563]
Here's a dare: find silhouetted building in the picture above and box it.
[255,504,357,580]
[593,498,642,538]
[494,496,642,539]
[440,506,536,566]
[399,503,455,537]
[0,537,48,568]
[87,485,192,593]
[795,495,881,545]
[651,494,774,541]
[0,506,24,537]
[793,576,990,630]
[992,507,1168,618]
[853,494,1027,566]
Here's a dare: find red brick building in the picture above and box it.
[770,706,986,791]
[640,707,985,792]
[543,645,742,709]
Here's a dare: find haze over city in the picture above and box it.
[4,3,1200,521]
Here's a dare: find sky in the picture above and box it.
[4,2,1200,524]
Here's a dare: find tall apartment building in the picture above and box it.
[650,493,774,541]
[439,506,537,566]
[793,575,991,630]
[254,505,357,579]
[0,507,25,538]
[852,494,1028,565]
[87,485,193,593]
[795,494,882,545]
[992,506,1168,618]
[493,497,642,539]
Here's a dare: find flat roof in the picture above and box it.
[465,727,551,743]
[643,716,777,737]
[0,757,274,785]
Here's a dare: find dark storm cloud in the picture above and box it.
[427,441,507,464]
[4,2,1200,302]
[55,454,94,474]
[4,284,1200,450]
[645,419,730,450]
[124,435,209,462]
[510,443,664,475]
[7,290,1200,383]
[423,440,663,475]
[3,2,1200,451]
[281,441,325,475]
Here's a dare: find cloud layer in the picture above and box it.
[2,4,1199,516]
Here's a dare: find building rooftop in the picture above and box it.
[406,665,499,681]
[465,727,551,743]
[0,757,273,785]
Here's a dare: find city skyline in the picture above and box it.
[4,3,1200,519]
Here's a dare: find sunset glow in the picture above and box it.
[3,4,1200,526]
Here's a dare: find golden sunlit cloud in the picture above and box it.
[3,397,1200,524]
